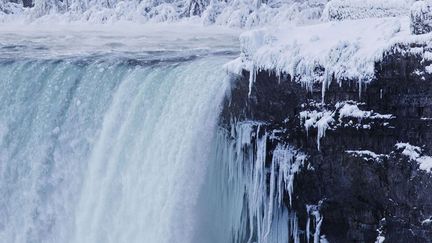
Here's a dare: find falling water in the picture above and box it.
[0,24,317,243]
[0,25,244,243]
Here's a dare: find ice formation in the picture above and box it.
[300,102,394,150]
[212,121,320,242]
[306,204,323,243]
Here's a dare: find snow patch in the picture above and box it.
[422,217,432,225]
[338,103,394,121]
[346,150,388,161]
[396,142,432,173]
[425,64,432,74]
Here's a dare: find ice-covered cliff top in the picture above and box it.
[225,16,432,97]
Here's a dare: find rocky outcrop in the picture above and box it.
[220,45,432,242]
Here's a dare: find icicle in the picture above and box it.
[358,78,362,100]
[316,113,334,151]
[306,214,311,243]
[314,213,323,243]
[248,65,256,97]
[321,77,326,104]
[307,205,323,243]
[218,121,309,243]
[265,151,277,240]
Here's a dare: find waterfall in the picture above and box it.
[0,25,313,243]
[0,55,234,243]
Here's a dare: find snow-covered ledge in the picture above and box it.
[225,16,432,100]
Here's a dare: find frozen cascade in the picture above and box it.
[207,121,319,243]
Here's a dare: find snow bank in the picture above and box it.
[226,17,432,99]
[322,0,413,21]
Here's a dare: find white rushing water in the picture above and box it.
[0,23,317,243]
[0,24,243,243]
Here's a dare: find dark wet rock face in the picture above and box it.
[220,48,432,242]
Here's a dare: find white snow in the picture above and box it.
[425,64,432,73]
[417,156,432,172]
[338,103,394,121]
[396,142,422,160]
[226,16,432,99]
[424,51,432,60]
[375,235,386,243]
[346,150,387,160]
[422,218,432,225]
[396,142,432,173]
